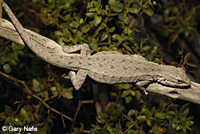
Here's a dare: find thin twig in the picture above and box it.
[0,71,73,122]
[70,100,94,133]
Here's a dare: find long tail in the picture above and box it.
[2,2,50,56]
[2,2,31,48]
[1,2,68,67]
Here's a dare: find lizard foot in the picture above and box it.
[136,85,148,95]
[144,89,148,95]
[62,74,70,79]
[136,81,150,95]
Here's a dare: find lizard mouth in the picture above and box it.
[158,82,191,89]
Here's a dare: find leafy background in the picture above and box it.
[0,0,200,133]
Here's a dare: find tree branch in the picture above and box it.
[0,18,200,105]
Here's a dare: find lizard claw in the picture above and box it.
[62,74,70,79]
[144,89,148,95]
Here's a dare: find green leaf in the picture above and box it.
[122,90,135,98]
[127,129,135,134]
[182,108,189,117]
[61,91,73,99]
[167,111,176,116]
[116,84,132,89]
[88,8,97,12]
[185,121,194,126]
[5,105,13,117]
[9,59,18,66]
[155,113,167,119]
[50,87,57,92]
[38,123,48,134]
[96,117,106,124]
[55,31,63,36]
[164,9,170,17]
[32,79,42,92]
[147,54,154,61]
[146,119,152,126]
[184,31,189,37]
[143,8,154,16]
[3,64,12,73]
[73,128,80,134]
[153,58,161,64]
[80,18,84,24]
[127,29,134,36]
[143,46,151,51]
[91,124,102,131]
[124,16,129,25]
[107,125,118,134]
[122,90,130,98]
[176,125,182,131]
[113,2,123,12]
[182,126,187,134]
[61,3,71,9]
[106,102,121,116]
[70,21,79,28]
[166,115,174,120]
[80,122,85,132]
[134,43,139,49]
[112,34,122,44]
[128,109,136,117]
[14,117,23,126]
[109,0,116,7]
[179,103,189,113]
[172,7,179,14]
[184,52,191,62]
[185,62,197,67]
[125,96,132,103]
[5,117,14,126]
[89,40,98,52]
[137,115,146,123]
[11,42,24,51]
[81,24,92,33]
[151,106,155,114]
[85,12,96,18]
[94,16,102,26]
[64,29,72,39]
[123,43,132,52]
[129,8,138,14]
[55,82,62,92]
[0,112,7,120]
[109,27,115,33]
[101,32,108,41]
[20,108,30,123]
[141,108,151,116]
[100,46,110,51]
[95,23,106,36]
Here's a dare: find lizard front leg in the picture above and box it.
[136,81,151,95]
[61,43,91,57]
[67,69,88,90]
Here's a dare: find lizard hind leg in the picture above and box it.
[67,69,88,90]
[61,43,91,57]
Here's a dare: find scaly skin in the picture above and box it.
[2,2,191,90]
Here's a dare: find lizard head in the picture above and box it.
[158,66,191,87]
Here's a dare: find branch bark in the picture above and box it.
[0,18,200,104]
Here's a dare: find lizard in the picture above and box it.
[1,2,191,92]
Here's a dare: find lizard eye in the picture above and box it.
[177,80,182,84]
